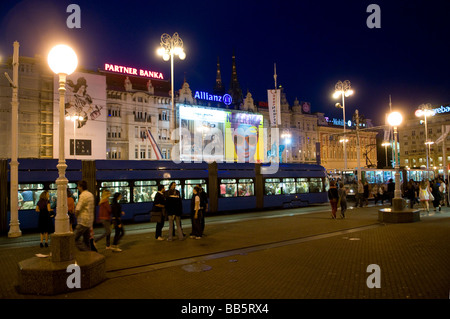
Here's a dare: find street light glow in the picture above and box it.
[387,111,403,127]
[47,44,78,75]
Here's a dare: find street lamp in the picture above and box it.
[415,103,434,172]
[157,32,186,159]
[48,44,78,234]
[381,141,391,168]
[281,131,291,163]
[333,80,354,170]
[387,111,403,199]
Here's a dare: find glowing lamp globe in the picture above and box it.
[387,111,403,127]
[47,45,78,75]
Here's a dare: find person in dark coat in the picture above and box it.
[431,180,442,212]
[36,190,54,248]
[328,180,339,219]
[165,182,184,241]
[153,185,166,240]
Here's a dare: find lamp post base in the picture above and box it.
[378,198,420,223]
[17,250,105,295]
[17,233,105,295]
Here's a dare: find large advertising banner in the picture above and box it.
[224,112,264,163]
[53,71,107,160]
[178,105,264,163]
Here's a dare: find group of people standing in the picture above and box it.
[151,183,208,241]
[36,180,125,252]
[327,177,448,219]
[407,178,447,213]
[36,179,209,251]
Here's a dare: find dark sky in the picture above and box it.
[1,0,450,126]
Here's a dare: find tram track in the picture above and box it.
[105,222,383,279]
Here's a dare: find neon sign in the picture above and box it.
[432,105,450,115]
[194,91,232,106]
[104,63,164,80]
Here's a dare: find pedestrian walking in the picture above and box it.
[371,183,379,205]
[363,181,369,206]
[95,189,112,249]
[67,189,75,232]
[36,190,54,248]
[355,180,364,207]
[190,186,204,238]
[111,192,125,251]
[419,180,431,213]
[431,180,442,212]
[74,180,95,251]
[165,182,184,241]
[387,178,395,206]
[152,185,166,241]
[406,180,416,209]
[197,184,208,234]
[338,182,347,218]
[328,180,339,219]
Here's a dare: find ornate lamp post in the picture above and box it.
[47,44,78,234]
[379,110,420,223]
[415,103,434,175]
[333,80,354,171]
[387,111,403,200]
[381,141,391,168]
[281,130,291,163]
[157,33,186,159]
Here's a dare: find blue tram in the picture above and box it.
[0,159,328,233]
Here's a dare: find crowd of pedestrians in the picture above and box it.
[36,180,209,252]
[328,176,448,218]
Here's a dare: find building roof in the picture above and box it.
[100,70,171,97]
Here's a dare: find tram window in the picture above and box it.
[265,178,281,195]
[184,179,207,199]
[365,171,375,184]
[296,178,309,194]
[374,171,383,184]
[220,179,237,197]
[160,180,182,196]
[133,180,157,202]
[48,183,79,207]
[100,181,130,203]
[309,178,323,193]
[324,177,330,192]
[18,183,44,210]
[238,179,254,196]
[282,178,296,194]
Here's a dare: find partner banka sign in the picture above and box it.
[104,63,164,80]
[194,91,232,106]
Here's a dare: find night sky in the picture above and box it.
[1,0,450,126]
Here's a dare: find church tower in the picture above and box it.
[228,50,243,109]
[213,56,225,96]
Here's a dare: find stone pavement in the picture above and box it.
[0,202,449,306]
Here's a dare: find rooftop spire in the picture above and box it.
[228,49,243,109]
[213,56,225,96]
